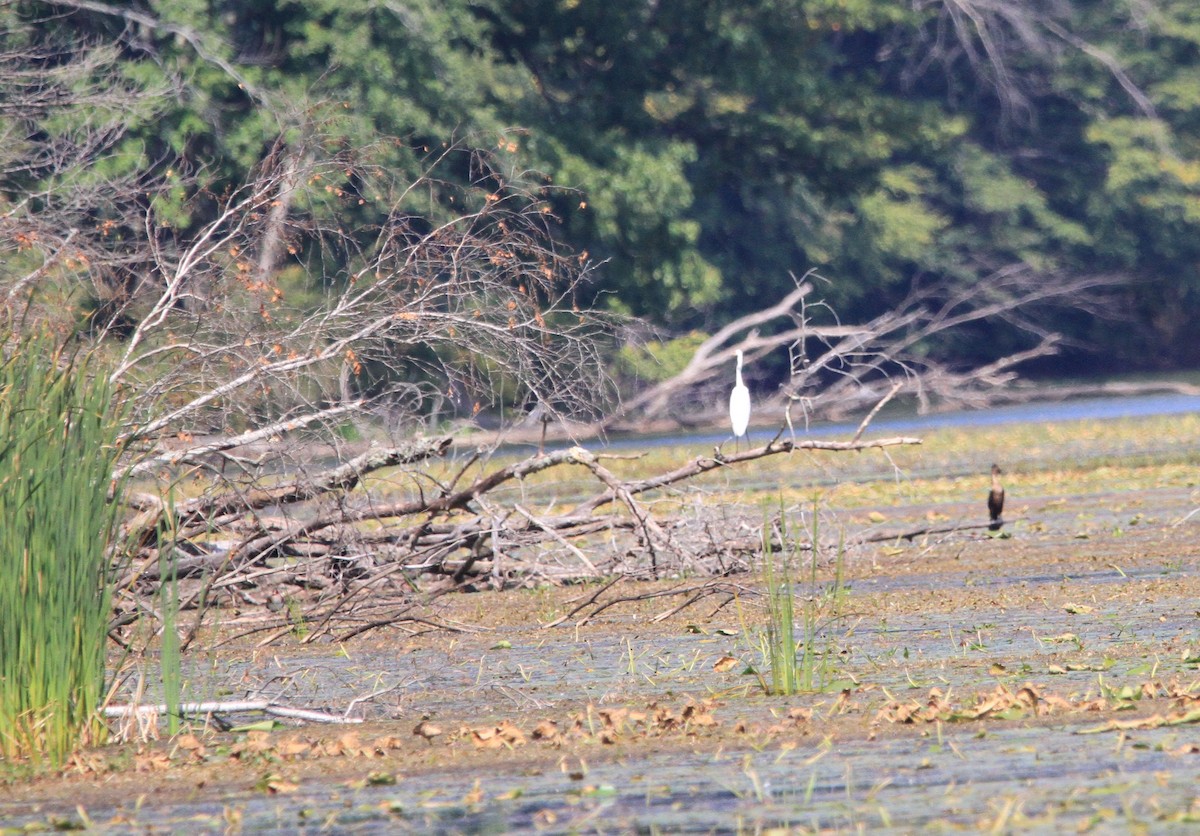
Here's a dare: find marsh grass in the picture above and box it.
[0,336,128,765]
[757,499,849,695]
[158,494,183,736]
[760,510,797,695]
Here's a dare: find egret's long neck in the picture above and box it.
[735,354,744,387]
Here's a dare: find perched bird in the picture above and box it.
[987,463,1005,530]
[729,349,751,449]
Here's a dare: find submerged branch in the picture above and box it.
[103,700,363,725]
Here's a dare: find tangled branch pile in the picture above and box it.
[114,431,919,644]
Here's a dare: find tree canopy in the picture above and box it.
[11,0,1200,371]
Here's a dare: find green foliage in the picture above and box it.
[615,331,710,385]
[540,136,723,319]
[760,522,798,696]
[858,167,949,264]
[0,335,128,766]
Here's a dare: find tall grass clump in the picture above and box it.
[0,335,128,766]
[761,508,798,695]
[757,498,849,695]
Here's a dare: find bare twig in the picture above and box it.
[852,381,904,443]
[514,504,600,575]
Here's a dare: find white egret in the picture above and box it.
[987,463,1005,530]
[729,349,750,449]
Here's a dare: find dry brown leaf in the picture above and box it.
[599,707,628,729]
[532,720,562,745]
[713,655,739,673]
[468,727,502,748]
[468,721,527,749]
[413,721,443,743]
[877,701,920,724]
[176,733,205,752]
[333,732,369,757]
[173,733,208,761]
[230,730,274,759]
[689,711,718,729]
[1168,686,1200,704]
[682,700,719,728]
[1016,685,1040,710]
[372,735,405,753]
[787,706,813,725]
[135,750,171,772]
[652,705,680,731]
[1041,694,1075,712]
[276,737,314,759]
[1044,633,1079,644]
[462,780,484,805]
[64,752,108,775]
[265,775,299,794]
[495,720,527,746]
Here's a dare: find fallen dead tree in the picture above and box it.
[112,422,919,644]
[608,266,1123,430]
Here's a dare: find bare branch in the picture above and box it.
[119,401,366,479]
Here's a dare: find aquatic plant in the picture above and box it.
[760,512,797,695]
[0,336,128,765]
[757,498,848,695]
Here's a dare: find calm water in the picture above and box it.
[591,391,1200,453]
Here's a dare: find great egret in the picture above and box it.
[987,463,1005,530]
[729,349,750,448]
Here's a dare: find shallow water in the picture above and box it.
[552,391,1200,455]
[4,401,1200,833]
[9,555,1197,833]
[12,707,1198,833]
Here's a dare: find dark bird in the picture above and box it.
[987,463,1005,530]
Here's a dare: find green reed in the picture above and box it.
[758,498,848,695]
[761,506,798,695]
[0,336,128,766]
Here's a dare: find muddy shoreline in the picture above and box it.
[3,416,1200,832]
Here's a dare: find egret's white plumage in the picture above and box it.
[729,350,750,442]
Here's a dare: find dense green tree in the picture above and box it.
[19,0,1200,369]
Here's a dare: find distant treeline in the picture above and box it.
[13,1,1200,372]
